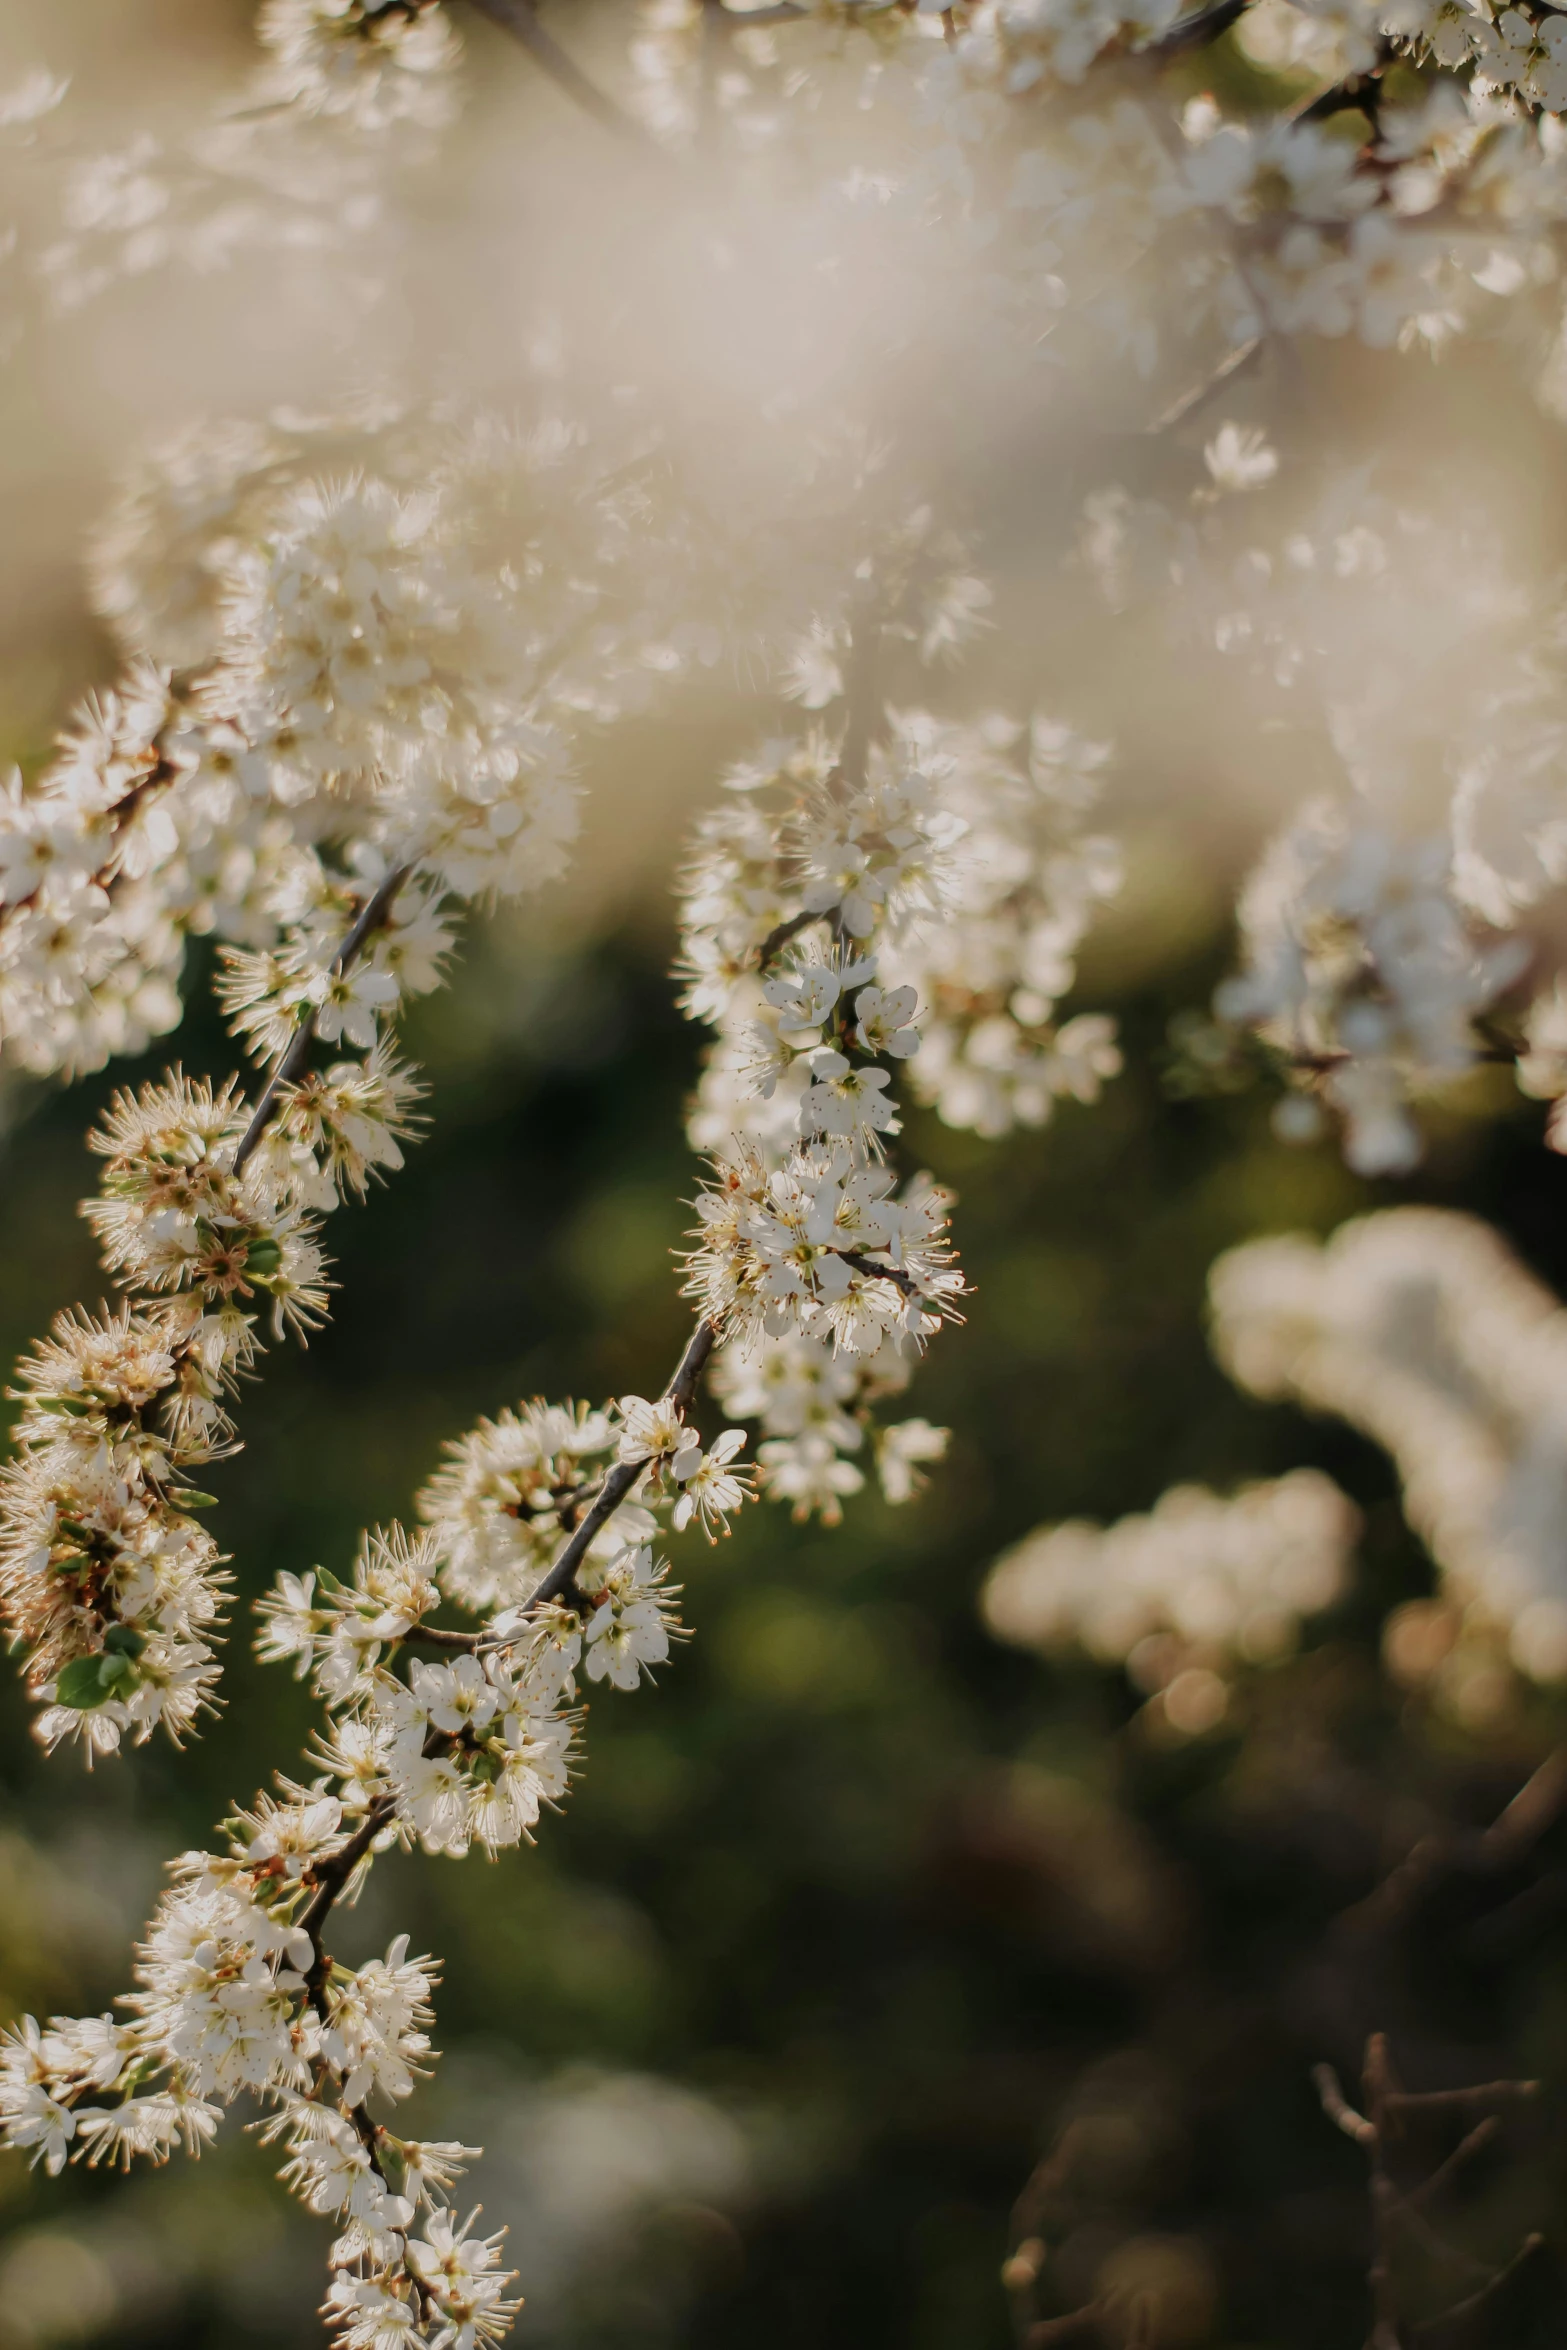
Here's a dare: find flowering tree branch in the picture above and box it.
[233,861,415,1175]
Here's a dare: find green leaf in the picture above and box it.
[55,1655,111,1709]
[102,1623,147,1658]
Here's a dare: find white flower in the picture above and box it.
[756,1433,866,1526]
[853,984,921,1058]
[799,1054,897,1140]
[615,1394,693,1466]
[670,1429,752,1537]
[1203,423,1280,493]
[876,1418,949,1504]
[582,1545,681,1689]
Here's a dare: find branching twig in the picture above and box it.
[1147,0,1253,54]
[1315,2034,1545,2349]
[518,1316,718,1617]
[233,862,413,1176]
[755,906,820,970]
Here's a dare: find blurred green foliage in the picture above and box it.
[0,891,1563,2350]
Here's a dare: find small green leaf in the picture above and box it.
[102,1623,147,1658]
[56,1655,112,1709]
[175,1492,220,1510]
[244,1235,284,1278]
[97,1652,138,1695]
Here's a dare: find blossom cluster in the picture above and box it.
[673,560,1121,1513]
[1089,453,1567,1173]
[0,1364,751,2349]
[878,712,1124,1140]
[1,411,594,1082]
[0,968,422,1757]
[8,0,459,337]
[256,1,464,135]
[632,0,1567,384]
[1210,1208,1567,1722]
[1215,798,1528,1175]
[983,1469,1358,1736]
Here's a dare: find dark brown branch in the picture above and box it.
[398,1623,484,1651]
[1317,2034,1547,2349]
[755,906,820,970]
[1340,1743,1567,1942]
[1146,0,1252,52]
[1386,2081,1540,2119]
[1409,2234,1548,2347]
[0,731,188,936]
[232,862,413,1176]
[1025,2311,1105,2346]
[464,0,654,142]
[298,1796,398,1951]
[836,1248,921,1299]
[518,1317,719,1617]
[1404,2119,1500,2212]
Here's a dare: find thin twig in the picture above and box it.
[232,863,413,1176]
[298,1796,398,1950]
[1403,2118,1500,2211]
[836,1247,921,1300]
[1317,2034,1548,2349]
[464,0,654,142]
[519,1317,719,1617]
[1147,0,1253,53]
[755,906,819,970]
[1386,2081,1540,2120]
[1315,2063,1375,2143]
[1146,334,1263,435]
[1408,2234,1547,2346]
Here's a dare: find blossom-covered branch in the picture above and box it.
[0,1316,757,2350]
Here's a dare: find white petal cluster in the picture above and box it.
[686,1142,964,1356]
[2,899,423,1752]
[710,1327,948,1520]
[983,1470,1358,1735]
[676,550,1124,1510]
[412,1404,623,1614]
[675,689,971,1501]
[3,1341,751,2350]
[2,1780,515,2350]
[628,0,1567,390]
[963,0,1187,92]
[1211,1209,1567,1721]
[1216,800,1528,1175]
[204,470,579,906]
[0,664,188,1079]
[3,437,572,1083]
[9,400,745,1091]
[255,1,463,134]
[879,712,1124,1138]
